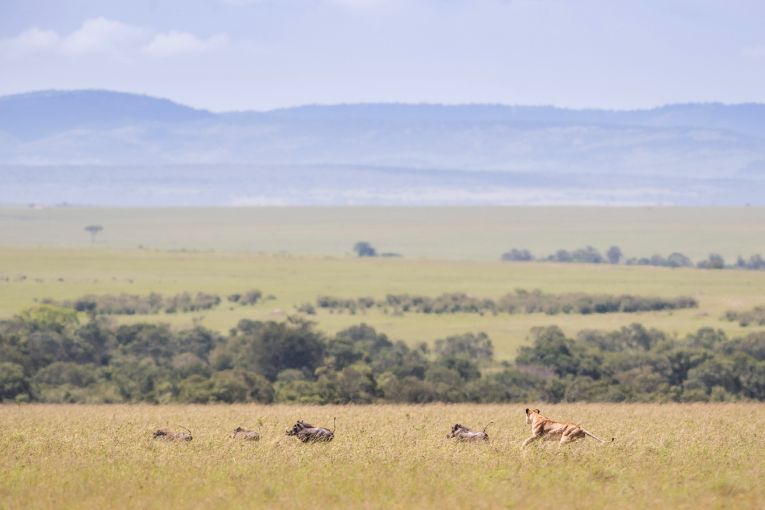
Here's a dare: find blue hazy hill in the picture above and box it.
[3,90,765,138]
[0,90,213,139]
[0,90,764,205]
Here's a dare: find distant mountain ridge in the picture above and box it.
[0,90,764,205]
[0,90,213,139]
[4,89,765,138]
[259,101,765,137]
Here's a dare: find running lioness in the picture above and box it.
[522,408,613,447]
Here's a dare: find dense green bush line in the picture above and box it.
[1,306,763,404]
[40,289,265,315]
[315,290,697,315]
[501,245,765,270]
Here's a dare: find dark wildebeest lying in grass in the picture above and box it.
[522,408,613,447]
[447,423,492,442]
[286,419,335,443]
[152,427,192,441]
[231,426,260,441]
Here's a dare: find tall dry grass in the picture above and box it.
[0,403,763,509]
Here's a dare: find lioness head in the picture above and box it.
[525,408,541,425]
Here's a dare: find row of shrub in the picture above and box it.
[723,307,765,327]
[226,290,265,306]
[501,245,765,271]
[734,255,765,270]
[315,290,697,315]
[2,306,762,404]
[41,290,266,315]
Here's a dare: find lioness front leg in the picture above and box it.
[522,435,541,448]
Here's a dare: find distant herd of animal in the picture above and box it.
[152,408,614,446]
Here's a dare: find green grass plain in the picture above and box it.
[1,246,764,360]
[2,206,765,261]
[1,404,763,509]
[2,207,765,359]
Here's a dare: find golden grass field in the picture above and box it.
[1,404,763,509]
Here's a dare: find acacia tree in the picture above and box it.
[84,225,103,244]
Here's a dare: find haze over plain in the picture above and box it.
[1,0,764,206]
[1,91,765,205]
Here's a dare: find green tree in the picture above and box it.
[0,362,29,400]
[606,246,623,264]
[353,241,377,257]
[434,332,494,362]
[225,320,325,380]
[516,326,580,376]
[697,253,725,269]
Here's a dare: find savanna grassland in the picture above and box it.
[1,246,764,359]
[1,207,765,509]
[2,207,765,261]
[1,404,763,509]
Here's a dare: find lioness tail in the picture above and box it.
[582,428,613,443]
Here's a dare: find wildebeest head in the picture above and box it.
[447,424,468,438]
[286,419,334,443]
[446,423,490,441]
[286,420,311,436]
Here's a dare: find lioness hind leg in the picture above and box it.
[560,429,585,445]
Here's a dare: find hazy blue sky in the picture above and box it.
[1,0,763,111]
